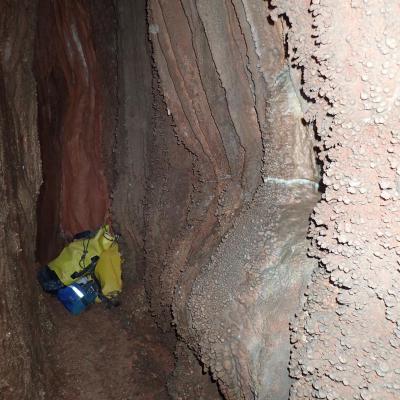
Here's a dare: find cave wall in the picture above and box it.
[111,0,152,280]
[270,1,400,399]
[35,0,116,263]
[146,0,267,327]
[34,0,151,279]
[7,1,394,399]
[0,0,119,396]
[146,1,321,398]
[0,1,48,398]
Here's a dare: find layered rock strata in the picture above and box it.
[148,1,321,397]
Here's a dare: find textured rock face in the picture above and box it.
[270,1,400,399]
[187,181,318,399]
[146,0,279,323]
[0,1,48,398]
[9,1,400,399]
[35,0,113,263]
[182,69,319,399]
[147,1,320,398]
[146,0,262,326]
[112,0,152,279]
[0,2,321,399]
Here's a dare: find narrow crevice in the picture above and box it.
[3,1,327,400]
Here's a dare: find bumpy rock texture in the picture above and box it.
[187,180,318,399]
[147,1,320,398]
[146,0,263,327]
[270,1,400,399]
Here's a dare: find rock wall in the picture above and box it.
[187,180,319,399]
[270,1,400,399]
[112,0,152,280]
[34,0,152,275]
[147,1,320,398]
[146,0,269,329]
[0,1,48,398]
[35,0,114,263]
[146,0,260,328]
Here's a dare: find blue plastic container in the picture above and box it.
[56,281,98,315]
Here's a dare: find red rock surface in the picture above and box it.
[35,0,110,259]
[0,1,318,398]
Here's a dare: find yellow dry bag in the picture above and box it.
[94,243,122,300]
[48,225,118,287]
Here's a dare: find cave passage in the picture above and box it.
[1,1,323,399]
[32,2,178,399]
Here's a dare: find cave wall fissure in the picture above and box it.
[35,0,116,264]
[111,0,152,281]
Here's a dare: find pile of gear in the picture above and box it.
[38,226,122,315]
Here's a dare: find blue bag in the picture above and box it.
[56,281,98,315]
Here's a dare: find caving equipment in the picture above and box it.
[37,225,123,315]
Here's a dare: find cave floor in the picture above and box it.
[42,281,175,400]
